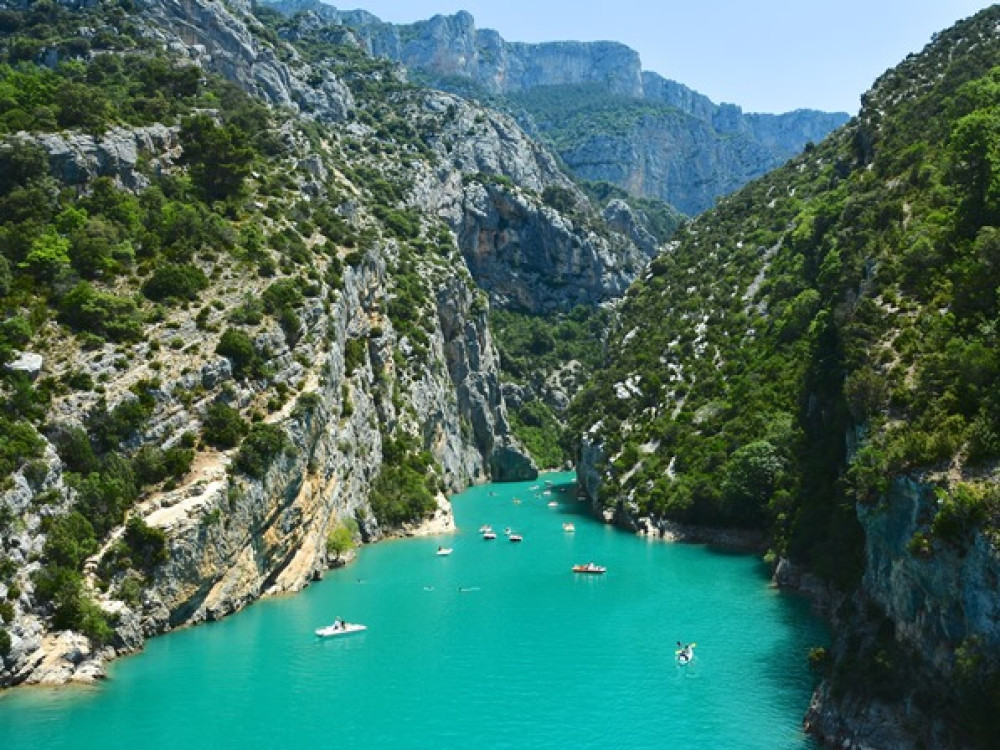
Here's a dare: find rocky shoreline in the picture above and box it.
[4,494,459,690]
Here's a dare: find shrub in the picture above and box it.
[0,627,10,657]
[344,337,366,375]
[58,282,144,342]
[141,263,209,302]
[369,463,436,527]
[201,401,249,449]
[234,423,289,478]
[216,328,258,379]
[326,521,356,560]
[0,417,44,478]
[262,279,303,313]
[541,185,577,213]
[42,511,99,570]
[132,445,194,485]
[123,517,168,574]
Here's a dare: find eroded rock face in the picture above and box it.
[803,478,1000,749]
[5,125,178,190]
[137,0,353,121]
[404,90,657,314]
[456,182,647,313]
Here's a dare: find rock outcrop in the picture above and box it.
[403,89,658,313]
[138,0,353,121]
[5,125,179,191]
[803,478,1000,749]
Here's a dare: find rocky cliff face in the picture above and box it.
[139,0,353,121]
[265,1,848,215]
[803,478,1000,749]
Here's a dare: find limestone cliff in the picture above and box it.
[264,1,848,215]
[803,479,1000,749]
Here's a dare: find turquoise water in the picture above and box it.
[0,473,826,748]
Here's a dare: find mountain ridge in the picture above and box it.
[264,0,849,214]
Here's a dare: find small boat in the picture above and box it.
[436,547,453,556]
[483,530,497,540]
[676,642,697,665]
[504,527,512,535]
[509,533,522,542]
[563,523,576,532]
[572,562,606,574]
[548,501,558,507]
[316,621,367,637]
[479,524,493,533]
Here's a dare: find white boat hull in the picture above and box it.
[316,623,367,638]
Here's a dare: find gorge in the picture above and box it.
[0,1,997,748]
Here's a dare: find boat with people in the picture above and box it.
[562,522,576,533]
[676,642,697,665]
[572,562,606,574]
[436,546,453,556]
[316,619,367,638]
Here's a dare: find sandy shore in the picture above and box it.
[395,493,456,538]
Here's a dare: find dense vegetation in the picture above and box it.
[490,305,613,468]
[570,8,1000,744]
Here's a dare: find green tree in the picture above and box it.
[216,328,258,379]
[201,401,249,449]
[721,441,784,525]
[326,521,357,561]
[179,114,255,201]
[21,229,70,282]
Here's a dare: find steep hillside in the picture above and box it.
[571,7,1000,748]
[0,0,649,686]
[264,0,848,215]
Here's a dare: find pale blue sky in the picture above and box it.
[325,1,995,114]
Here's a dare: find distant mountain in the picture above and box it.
[265,0,849,214]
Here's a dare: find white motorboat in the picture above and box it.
[316,621,367,638]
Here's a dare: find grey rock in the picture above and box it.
[137,0,353,122]
[5,125,177,191]
[5,351,43,380]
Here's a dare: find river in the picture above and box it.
[0,472,826,748]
